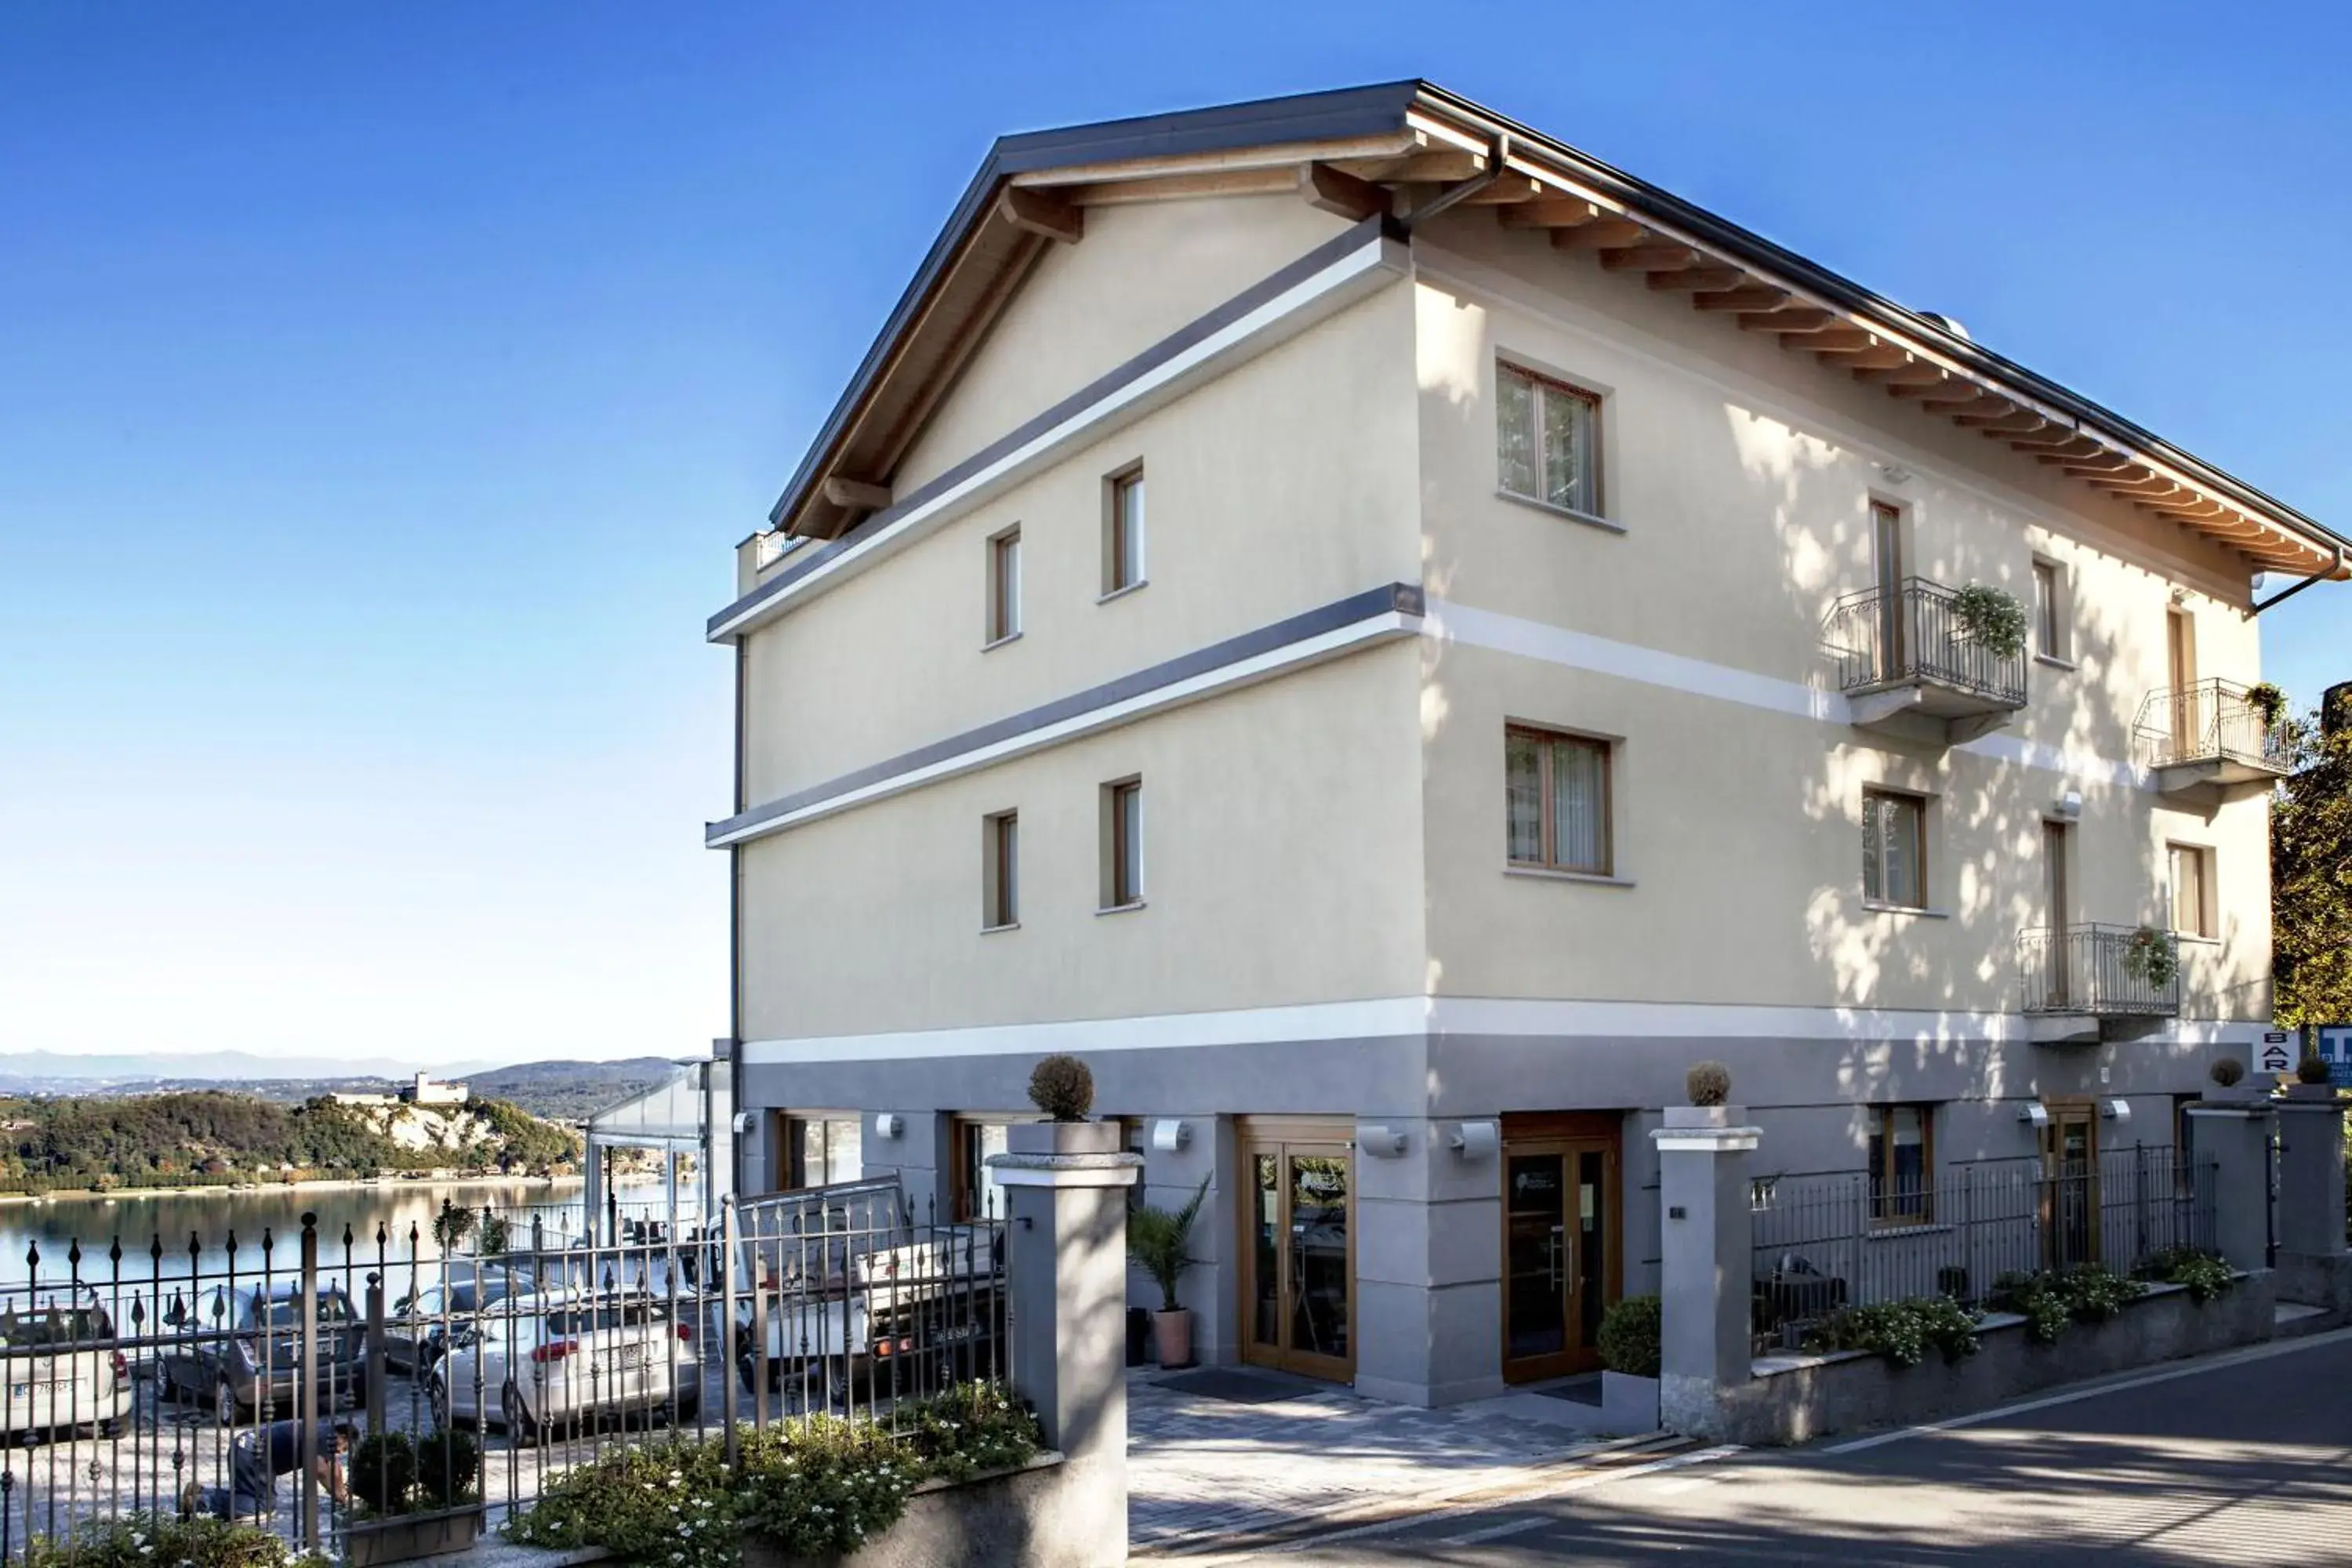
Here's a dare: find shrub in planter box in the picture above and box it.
[24,1512,319,1568]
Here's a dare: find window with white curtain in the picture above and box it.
[1506,727,1612,875]
[2169,843,2213,938]
[1862,789,1927,909]
[1497,361,1602,517]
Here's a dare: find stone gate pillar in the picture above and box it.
[1650,1105,1759,1439]
[2184,1100,2274,1275]
[2276,1084,2347,1259]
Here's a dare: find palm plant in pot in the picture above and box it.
[1129,1176,1210,1368]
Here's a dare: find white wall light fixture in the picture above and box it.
[2054,789,2083,820]
[2101,1099,2132,1123]
[1358,1124,1408,1158]
[1150,1119,1192,1154]
[1450,1121,1501,1160]
[2017,1103,2050,1128]
[874,1112,905,1139]
[730,1111,757,1135]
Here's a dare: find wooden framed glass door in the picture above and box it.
[2044,820,2073,1008]
[2040,1101,2100,1269]
[1238,1121,1355,1381]
[1500,1116,1621,1384]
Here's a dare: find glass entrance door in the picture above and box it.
[2041,1104,2100,1269]
[1239,1129,1354,1381]
[1501,1135,1619,1383]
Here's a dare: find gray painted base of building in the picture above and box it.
[1682,1272,2276,1446]
[741,1454,1113,1568]
[2276,1250,2352,1316]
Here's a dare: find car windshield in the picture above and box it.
[543,1301,665,1335]
[253,1294,352,1330]
[0,1306,112,1347]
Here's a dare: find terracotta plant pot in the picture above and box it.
[1152,1308,1192,1369]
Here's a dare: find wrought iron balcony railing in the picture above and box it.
[2132,679,2290,776]
[2017,923,2182,1019]
[1823,577,2029,710]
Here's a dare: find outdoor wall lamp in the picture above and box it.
[874,1112,905,1139]
[2017,1103,2051,1127]
[2102,1099,2132,1123]
[2054,789,2083,819]
[1450,1121,1501,1160]
[729,1111,757,1134]
[1150,1119,1192,1154]
[1358,1124,1408,1158]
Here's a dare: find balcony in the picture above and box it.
[2133,679,2291,793]
[1823,578,2029,744]
[2018,923,2182,1043]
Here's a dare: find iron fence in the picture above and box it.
[2016,923,2183,1018]
[2132,678,2289,771]
[1821,576,2029,707]
[0,1178,1007,1564]
[1751,1145,2216,1348]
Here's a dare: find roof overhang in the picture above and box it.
[759,79,2345,585]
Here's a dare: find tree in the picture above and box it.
[2272,695,2352,1029]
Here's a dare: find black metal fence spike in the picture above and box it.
[67,1238,82,1269]
[151,1232,164,1263]
[24,1240,38,1270]
[109,1236,123,1266]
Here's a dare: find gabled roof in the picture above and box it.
[763,80,2347,583]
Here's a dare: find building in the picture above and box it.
[401,1072,469,1107]
[704,82,2347,1407]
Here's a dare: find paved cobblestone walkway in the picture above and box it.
[1127,1369,1641,1554]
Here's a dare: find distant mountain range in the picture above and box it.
[0,1052,685,1122]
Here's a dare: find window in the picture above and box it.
[2169,843,2214,938]
[774,1113,862,1192]
[950,1116,1038,1221]
[2031,558,2068,661]
[1861,789,1928,909]
[1105,466,1145,595]
[983,811,1018,929]
[1102,778,1143,909]
[1867,1105,1935,1225]
[1497,362,1601,516]
[1506,728,1612,875]
[985,527,1021,644]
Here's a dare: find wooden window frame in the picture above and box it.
[775,1112,862,1193]
[949,1113,1043,1222]
[1867,1103,1936,1228]
[2168,841,2214,939]
[1862,787,1929,910]
[2031,557,2069,662]
[983,810,1019,930]
[1104,465,1146,597]
[1505,725,1614,877]
[985,525,1022,645]
[1496,361,1604,517]
[1102,777,1144,909]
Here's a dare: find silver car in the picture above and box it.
[0,1287,130,1440]
[426,1290,699,1440]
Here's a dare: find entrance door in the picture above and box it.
[2043,820,2072,1007]
[1239,1123,1355,1381]
[2167,609,2199,759]
[1871,501,1906,680]
[1500,1118,1622,1383]
[2041,1102,2100,1268]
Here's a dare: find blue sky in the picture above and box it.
[3,3,2345,1066]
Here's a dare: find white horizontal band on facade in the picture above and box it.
[709,230,1412,643]
[1422,597,2147,789]
[708,608,1419,848]
[739,994,2262,1066]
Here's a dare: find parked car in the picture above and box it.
[386,1270,519,1375]
[733,1225,1003,1406]
[426,1290,698,1439]
[158,1281,367,1423]
[0,1285,131,1440]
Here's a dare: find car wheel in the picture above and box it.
[214,1378,239,1425]
[672,1395,700,1427]
[428,1376,452,1430]
[501,1383,539,1445]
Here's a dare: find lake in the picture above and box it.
[0,1176,689,1291]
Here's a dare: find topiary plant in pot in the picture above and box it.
[2208,1057,2245,1091]
[2298,1051,2335,1087]
[1028,1054,1095,1121]
[1129,1176,1210,1368]
[1686,1061,1732,1108]
[1596,1294,1661,1378]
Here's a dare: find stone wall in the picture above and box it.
[743,1454,1096,1568]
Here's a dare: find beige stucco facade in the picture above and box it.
[707,87,2328,1405]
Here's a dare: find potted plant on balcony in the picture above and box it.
[1952,583,2027,660]
[1129,1176,1210,1369]
[2121,926,2179,989]
[2244,681,2289,731]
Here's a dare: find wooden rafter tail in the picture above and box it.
[1919,393,2013,417]
[2007,430,2098,455]
[1598,243,1700,273]
[1886,376,1976,400]
[2053,453,2136,474]
[1298,162,1391,223]
[1647,265,1745,292]
[1552,218,1648,250]
[1368,148,1486,183]
[1738,306,1835,332]
[1691,285,1788,312]
[1855,361,1949,387]
[1822,342,1910,369]
[1787,325,1875,351]
[1497,197,1600,230]
[1458,174,1545,205]
[996,187,1083,244]
[1953,410,2050,432]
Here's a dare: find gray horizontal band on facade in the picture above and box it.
[710,214,1407,643]
[706,582,1425,848]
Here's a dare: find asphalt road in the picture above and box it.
[1263,1327,2352,1566]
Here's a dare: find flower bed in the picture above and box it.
[504,1382,1040,1567]
[23,1513,328,1568]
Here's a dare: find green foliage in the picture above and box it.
[2137,1247,2234,1304]
[2122,926,2180,989]
[350,1432,419,1515]
[2298,1050,2336,1087]
[1025,1054,1095,1121]
[430,1203,477,1253]
[1684,1061,1731,1108]
[2244,681,2288,729]
[1994,1265,2147,1342]
[506,1385,1041,1568]
[1952,583,2027,660]
[1596,1294,1661,1377]
[24,1512,325,1568]
[416,1427,481,1507]
[468,1097,583,1168]
[1805,1296,1981,1369]
[2274,709,2352,1029]
[2209,1057,2245,1089]
[1128,1176,1211,1312]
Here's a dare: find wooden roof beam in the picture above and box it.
[1820,342,1911,369]
[1954,410,2051,432]
[1458,174,1546,205]
[1648,265,1746,292]
[1887,375,1980,399]
[2049,452,2136,473]
[1693,285,1789,311]
[1298,162,1391,223]
[1856,361,1951,387]
[1921,393,2014,416]
[1498,197,1602,230]
[1369,148,1486,183]
[1739,306,1836,332]
[997,187,1083,244]
[1789,325,1876,350]
[1599,243,1700,272]
[820,476,892,512]
[1554,219,1648,250]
